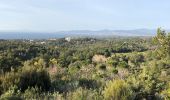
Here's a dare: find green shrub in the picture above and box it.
[66,88,102,100]
[79,78,98,89]
[0,85,21,100]
[22,87,40,99]
[68,65,79,75]
[19,69,51,92]
[161,82,170,100]
[118,61,128,68]
[112,68,118,74]
[0,72,20,92]
[103,79,133,100]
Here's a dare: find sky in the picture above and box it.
[0,0,169,32]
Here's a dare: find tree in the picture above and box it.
[153,28,170,58]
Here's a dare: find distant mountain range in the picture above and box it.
[0,29,169,39]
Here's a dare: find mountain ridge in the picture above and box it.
[0,29,169,39]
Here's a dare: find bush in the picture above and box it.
[0,85,21,100]
[161,82,170,100]
[79,78,98,89]
[112,68,118,74]
[118,61,128,68]
[103,79,133,100]
[130,54,145,65]
[68,65,79,75]
[66,88,102,100]
[19,69,51,92]
[22,87,40,99]
[0,72,20,92]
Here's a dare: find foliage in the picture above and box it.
[103,79,133,100]
[153,28,170,58]
[0,30,170,99]
[19,69,51,92]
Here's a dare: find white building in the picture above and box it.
[65,37,71,42]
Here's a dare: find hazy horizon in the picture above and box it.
[0,28,161,33]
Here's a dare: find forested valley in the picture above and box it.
[0,28,170,100]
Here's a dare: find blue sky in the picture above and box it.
[0,0,169,32]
